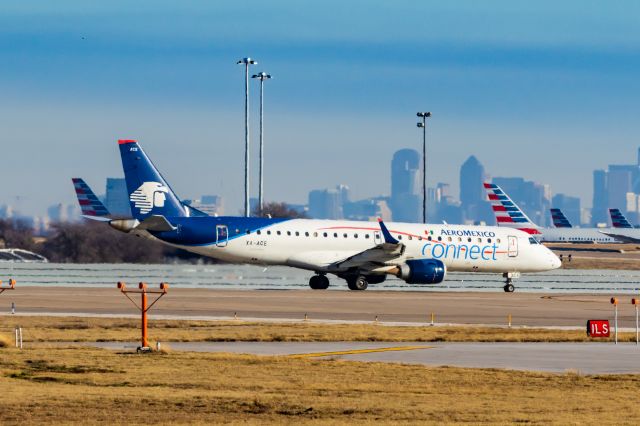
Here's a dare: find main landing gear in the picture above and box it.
[347,275,368,291]
[309,274,330,290]
[502,272,520,293]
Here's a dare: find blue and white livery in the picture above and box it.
[74,140,561,292]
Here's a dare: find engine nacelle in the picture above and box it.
[397,259,446,284]
[108,219,139,233]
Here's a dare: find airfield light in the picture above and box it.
[117,281,169,352]
[416,111,432,224]
[633,298,639,345]
[0,279,17,295]
[237,57,258,217]
[611,297,619,344]
[251,71,272,216]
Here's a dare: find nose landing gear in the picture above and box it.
[502,272,520,293]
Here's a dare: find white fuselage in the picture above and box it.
[155,219,561,276]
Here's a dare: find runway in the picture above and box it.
[88,341,640,374]
[4,287,637,327]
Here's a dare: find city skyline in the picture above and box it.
[1,1,639,215]
[3,148,619,230]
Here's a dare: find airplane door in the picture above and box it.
[507,236,518,257]
[216,225,228,247]
[374,231,383,245]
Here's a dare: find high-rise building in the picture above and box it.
[460,155,485,205]
[592,169,608,225]
[189,195,224,216]
[390,149,421,222]
[308,185,348,220]
[607,165,638,211]
[105,178,131,217]
[343,197,392,221]
[47,203,68,222]
[459,155,493,224]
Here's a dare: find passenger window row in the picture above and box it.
[233,228,501,244]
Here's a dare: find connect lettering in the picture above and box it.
[422,242,499,261]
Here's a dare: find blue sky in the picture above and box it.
[2,1,640,215]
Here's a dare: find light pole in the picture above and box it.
[237,57,257,217]
[417,112,432,224]
[252,71,272,216]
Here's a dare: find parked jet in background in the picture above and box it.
[550,208,573,228]
[72,140,561,292]
[484,183,619,243]
[609,209,635,229]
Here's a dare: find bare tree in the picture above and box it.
[252,202,308,219]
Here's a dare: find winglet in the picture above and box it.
[377,218,399,244]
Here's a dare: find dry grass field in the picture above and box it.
[0,315,636,344]
[1,345,640,424]
[546,243,640,270]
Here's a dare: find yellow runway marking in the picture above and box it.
[289,345,432,358]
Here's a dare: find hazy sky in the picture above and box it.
[2,1,640,215]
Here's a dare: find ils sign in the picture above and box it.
[587,320,610,338]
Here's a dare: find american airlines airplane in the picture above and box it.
[550,208,573,228]
[609,209,635,229]
[72,140,561,292]
[484,183,629,243]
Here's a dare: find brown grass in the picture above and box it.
[0,346,639,424]
[0,334,10,348]
[560,256,640,270]
[0,316,635,344]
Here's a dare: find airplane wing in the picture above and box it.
[331,219,405,270]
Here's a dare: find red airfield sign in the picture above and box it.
[587,320,610,337]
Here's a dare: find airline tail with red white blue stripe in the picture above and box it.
[72,178,110,218]
[609,208,634,228]
[550,208,572,228]
[483,182,541,235]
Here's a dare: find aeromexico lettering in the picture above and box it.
[440,229,496,238]
[421,229,500,261]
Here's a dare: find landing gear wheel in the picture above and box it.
[309,275,329,290]
[503,280,515,293]
[347,275,368,291]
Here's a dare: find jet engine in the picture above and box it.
[393,259,446,284]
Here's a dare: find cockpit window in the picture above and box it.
[528,237,540,245]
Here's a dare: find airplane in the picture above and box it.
[72,140,561,293]
[484,183,621,243]
[550,208,573,228]
[609,208,634,229]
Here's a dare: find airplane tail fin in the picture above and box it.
[483,182,541,235]
[550,208,572,228]
[118,139,187,220]
[609,208,633,228]
[72,178,110,217]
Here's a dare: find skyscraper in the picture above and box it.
[390,149,420,222]
[459,155,493,224]
[308,185,348,220]
[105,178,131,218]
[460,155,484,205]
[592,169,608,225]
